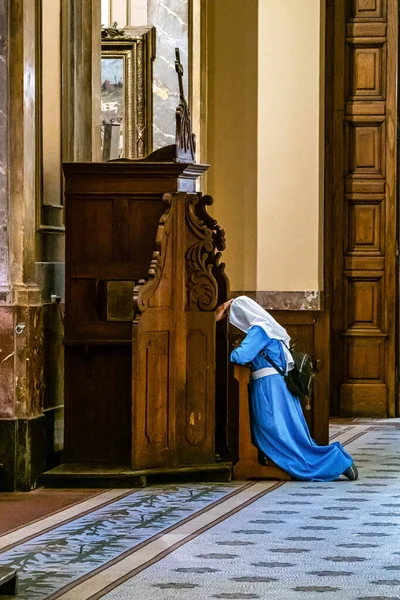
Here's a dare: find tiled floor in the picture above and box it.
[0,420,399,600]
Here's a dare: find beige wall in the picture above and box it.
[101,0,148,27]
[205,0,324,292]
[191,0,206,168]
[206,0,258,292]
[257,0,323,291]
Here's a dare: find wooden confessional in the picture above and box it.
[62,157,230,472]
[57,50,330,484]
[59,50,231,480]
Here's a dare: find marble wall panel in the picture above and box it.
[230,291,321,311]
[14,305,44,419]
[0,419,16,490]
[15,415,46,491]
[148,0,189,149]
[0,415,47,491]
[0,306,14,418]
[0,0,8,288]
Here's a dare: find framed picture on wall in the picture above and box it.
[101,26,155,159]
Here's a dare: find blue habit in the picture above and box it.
[230,326,353,481]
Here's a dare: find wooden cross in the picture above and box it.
[175,48,185,102]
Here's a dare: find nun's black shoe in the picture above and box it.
[257,451,278,467]
[343,463,359,481]
[258,451,269,467]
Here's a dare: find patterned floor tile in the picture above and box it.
[0,483,244,600]
[101,423,400,600]
[1,421,399,600]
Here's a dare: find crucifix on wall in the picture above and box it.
[174,47,196,162]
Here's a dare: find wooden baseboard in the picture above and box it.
[233,459,291,481]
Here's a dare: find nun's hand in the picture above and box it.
[232,337,242,349]
[215,300,233,322]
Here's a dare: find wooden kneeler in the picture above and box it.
[233,365,292,481]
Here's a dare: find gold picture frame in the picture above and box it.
[101,27,155,159]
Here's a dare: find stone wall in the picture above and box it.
[0,0,8,290]
[148,0,189,149]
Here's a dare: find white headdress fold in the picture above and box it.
[229,296,294,372]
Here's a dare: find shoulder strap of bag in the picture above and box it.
[260,350,285,377]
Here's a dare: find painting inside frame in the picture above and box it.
[100,27,155,160]
[101,55,125,158]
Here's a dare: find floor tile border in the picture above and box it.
[341,427,374,447]
[46,481,256,600]
[0,489,138,555]
[329,425,355,441]
[86,482,285,600]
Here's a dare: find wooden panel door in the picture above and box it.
[326,0,397,417]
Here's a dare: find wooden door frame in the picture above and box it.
[324,0,399,418]
[324,0,336,414]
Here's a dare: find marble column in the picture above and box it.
[148,0,189,149]
[0,0,8,293]
[0,0,45,491]
[0,0,10,428]
[61,0,101,161]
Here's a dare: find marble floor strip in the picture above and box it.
[334,425,374,446]
[0,489,105,536]
[328,425,355,441]
[55,482,284,600]
[0,490,137,554]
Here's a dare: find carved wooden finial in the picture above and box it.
[101,22,125,39]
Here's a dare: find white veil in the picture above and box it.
[229,295,294,372]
